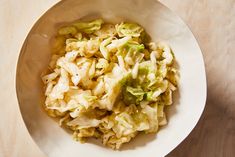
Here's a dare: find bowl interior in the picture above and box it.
[16,0,207,157]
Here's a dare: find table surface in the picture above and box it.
[0,0,234,157]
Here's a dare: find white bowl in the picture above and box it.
[16,0,207,157]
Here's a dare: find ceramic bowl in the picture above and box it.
[16,0,207,157]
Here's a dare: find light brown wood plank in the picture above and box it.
[0,0,234,157]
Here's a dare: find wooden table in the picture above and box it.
[0,0,234,156]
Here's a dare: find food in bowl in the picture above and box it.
[41,19,179,149]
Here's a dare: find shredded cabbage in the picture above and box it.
[72,19,104,34]
[116,22,143,37]
[42,19,179,150]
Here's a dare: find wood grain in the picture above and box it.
[0,0,234,157]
